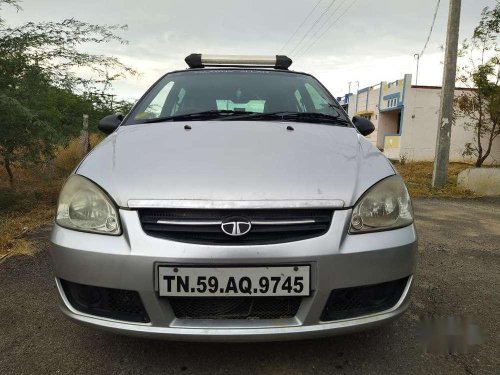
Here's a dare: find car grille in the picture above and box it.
[138,208,333,245]
[61,279,150,323]
[168,297,302,319]
[320,277,409,321]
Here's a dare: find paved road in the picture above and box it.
[1,199,499,375]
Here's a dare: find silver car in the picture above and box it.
[50,54,417,341]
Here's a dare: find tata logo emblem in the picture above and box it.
[221,217,252,237]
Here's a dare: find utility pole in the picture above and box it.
[432,0,461,188]
[348,81,352,94]
[414,53,420,85]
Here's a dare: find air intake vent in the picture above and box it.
[138,208,333,245]
[60,279,150,323]
[321,277,409,321]
[169,297,301,319]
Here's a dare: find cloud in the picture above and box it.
[3,0,495,99]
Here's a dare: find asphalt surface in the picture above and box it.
[0,198,499,375]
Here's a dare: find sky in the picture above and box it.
[2,0,496,101]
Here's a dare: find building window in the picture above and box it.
[387,98,399,108]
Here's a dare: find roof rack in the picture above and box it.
[184,54,293,70]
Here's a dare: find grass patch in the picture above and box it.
[0,182,59,260]
[0,207,55,261]
[394,161,475,198]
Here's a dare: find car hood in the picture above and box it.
[77,121,395,208]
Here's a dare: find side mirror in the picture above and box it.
[352,115,375,136]
[98,114,124,134]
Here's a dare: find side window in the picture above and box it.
[135,81,175,120]
[304,83,329,111]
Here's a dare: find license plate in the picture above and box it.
[158,266,310,297]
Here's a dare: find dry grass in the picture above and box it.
[0,135,101,261]
[0,208,54,260]
[0,171,62,260]
[394,161,475,198]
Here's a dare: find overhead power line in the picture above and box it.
[289,0,338,56]
[420,0,441,57]
[280,0,323,53]
[295,0,359,60]
[294,0,349,57]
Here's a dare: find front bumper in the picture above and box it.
[49,208,417,342]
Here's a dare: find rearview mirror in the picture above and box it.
[98,114,124,134]
[352,115,375,136]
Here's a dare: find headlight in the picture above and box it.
[56,175,121,235]
[350,175,413,233]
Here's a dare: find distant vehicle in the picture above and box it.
[50,54,416,341]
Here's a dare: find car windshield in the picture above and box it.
[125,69,349,125]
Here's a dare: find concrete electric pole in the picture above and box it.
[414,53,420,85]
[432,0,461,187]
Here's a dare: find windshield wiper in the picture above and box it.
[140,110,257,124]
[222,111,351,126]
[283,112,351,125]
[140,110,351,126]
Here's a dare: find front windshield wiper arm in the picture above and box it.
[222,111,351,126]
[284,112,351,125]
[140,110,257,124]
[140,110,351,126]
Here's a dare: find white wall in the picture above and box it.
[400,87,500,164]
[348,85,382,148]
[347,94,357,118]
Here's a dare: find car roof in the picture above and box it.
[165,67,314,78]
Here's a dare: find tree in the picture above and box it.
[0,18,138,104]
[455,3,500,167]
[0,94,57,184]
[0,0,21,26]
[0,1,137,181]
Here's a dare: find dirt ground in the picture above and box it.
[0,198,499,375]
